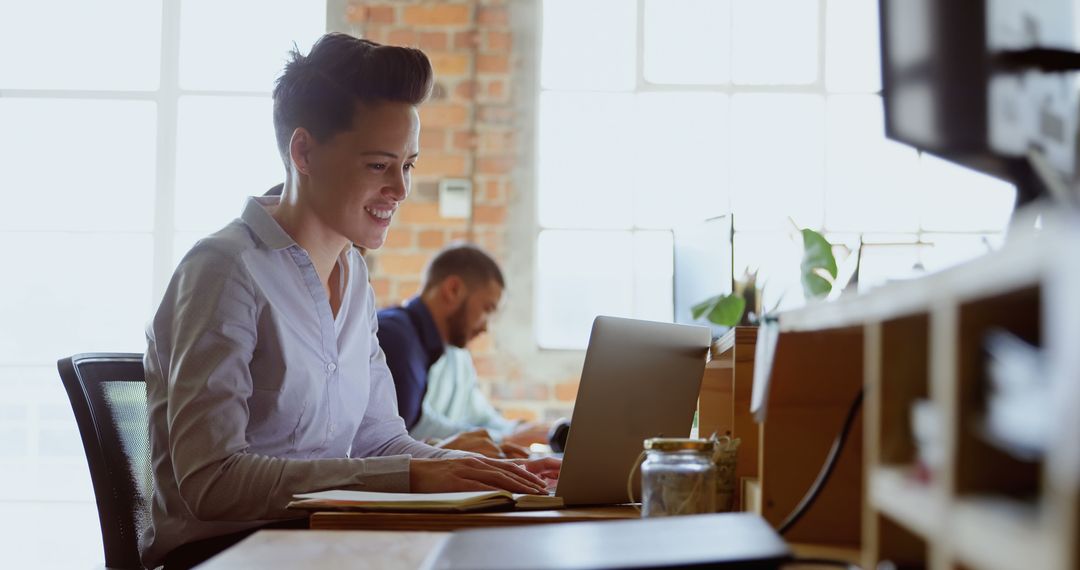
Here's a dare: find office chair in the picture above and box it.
[58,353,153,570]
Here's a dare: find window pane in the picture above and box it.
[0,367,94,502]
[0,234,153,364]
[732,0,819,85]
[825,95,920,232]
[855,236,923,292]
[921,233,1003,273]
[180,0,325,91]
[0,0,161,90]
[174,96,282,232]
[918,154,1016,232]
[538,93,635,229]
[632,231,675,323]
[0,99,157,232]
[644,0,731,85]
[730,94,825,231]
[537,231,634,350]
[635,93,730,228]
[541,0,636,91]
[825,0,882,93]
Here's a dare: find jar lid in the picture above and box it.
[644,437,714,452]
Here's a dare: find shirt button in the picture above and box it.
[327,362,337,373]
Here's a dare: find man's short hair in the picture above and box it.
[422,244,505,293]
[272,33,433,168]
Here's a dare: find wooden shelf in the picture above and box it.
[869,466,944,541]
[950,497,1054,570]
[765,213,1080,570]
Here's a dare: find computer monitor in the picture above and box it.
[672,215,733,339]
[879,0,1080,205]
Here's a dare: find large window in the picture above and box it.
[536,0,1016,349]
[0,1,323,565]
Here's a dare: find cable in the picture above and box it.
[776,388,864,536]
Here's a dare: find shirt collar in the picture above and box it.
[404,296,446,366]
[241,196,296,250]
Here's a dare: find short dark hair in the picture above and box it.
[272,33,433,168]
[422,244,506,293]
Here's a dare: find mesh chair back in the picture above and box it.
[58,353,153,570]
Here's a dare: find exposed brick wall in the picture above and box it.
[340,1,554,421]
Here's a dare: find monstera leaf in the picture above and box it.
[800,228,837,300]
[691,294,747,327]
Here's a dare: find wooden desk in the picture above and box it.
[698,326,864,546]
[198,529,447,569]
[309,505,640,531]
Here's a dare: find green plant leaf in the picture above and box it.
[800,228,837,300]
[707,295,746,326]
[691,296,721,320]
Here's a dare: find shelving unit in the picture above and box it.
[777,215,1080,570]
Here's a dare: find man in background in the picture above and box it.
[378,244,550,457]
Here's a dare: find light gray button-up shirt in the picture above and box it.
[141,196,461,568]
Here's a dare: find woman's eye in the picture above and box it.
[367,163,387,171]
[404,163,416,171]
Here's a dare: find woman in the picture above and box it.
[141,33,559,569]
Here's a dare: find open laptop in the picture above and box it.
[553,316,712,506]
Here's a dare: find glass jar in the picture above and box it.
[640,438,717,517]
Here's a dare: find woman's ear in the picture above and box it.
[289,127,315,176]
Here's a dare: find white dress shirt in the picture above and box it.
[141,196,461,568]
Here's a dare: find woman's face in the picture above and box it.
[302,100,421,250]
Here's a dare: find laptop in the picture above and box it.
[553,316,712,506]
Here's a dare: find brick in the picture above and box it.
[484,79,508,102]
[387,29,418,47]
[412,180,440,202]
[397,202,452,225]
[403,4,471,27]
[421,103,469,128]
[477,105,514,126]
[347,5,397,24]
[377,253,429,276]
[544,408,574,423]
[479,130,513,153]
[555,379,579,402]
[453,80,477,100]
[476,230,504,253]
[452,130,477,151]
[477,53,510,74]
[500,407,539,422]
[419,31,449,51]
[449,230,469,242]
[420,127,447,153]
[473,205,507,225]
[479,179,505,204]
[396,277,422,297]
[476,156,513,175]
[477,6,508,26]
[485,30,511,51]
[381,226,415,249]
[491,382,550,401]
[416,152,468,177]
[429,52,470,77]
[453,31,480,50]
[418,229,447,248]
[370,277,392,300]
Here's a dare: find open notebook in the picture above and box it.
[288,489,564,513]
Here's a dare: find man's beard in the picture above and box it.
[446,301,471,348]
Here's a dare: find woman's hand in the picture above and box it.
[410,456,550,494]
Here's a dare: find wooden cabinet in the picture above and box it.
[700,216,1079,570]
